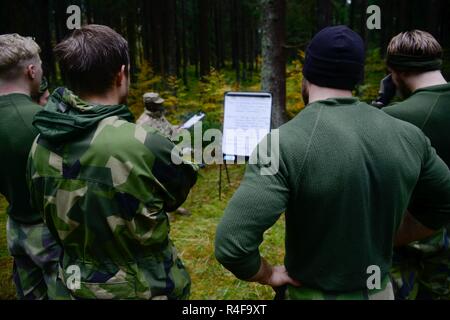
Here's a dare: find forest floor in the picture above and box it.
[0,165,285,300]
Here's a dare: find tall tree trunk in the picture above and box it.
[316,0,332,31]
[181,0,189,86]
[217,0,225,68]
[198,0,210,78]
[54,0,70,43]
[127,0,138,76]
[379,0,393,57]
[231,0,240,83]
[141,0,152,61]
[427,0,442,38]
[261,0,288,128]
[248,15,255,80]
[350,0,355,29]
[214,0,224,70]
[151,1,165,75]
[359,0,368,48]
[39,0,56,82]
[166,0,178,78]
[441,0,450,48]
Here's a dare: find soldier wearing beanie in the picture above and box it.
[215,26,450,300]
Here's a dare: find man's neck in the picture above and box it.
[407,71,447,93]
[79,91,121,106]
[0,83,30,97]
[308,85,353,104]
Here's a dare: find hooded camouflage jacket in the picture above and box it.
[27,88,198,299]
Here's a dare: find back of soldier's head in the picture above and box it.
[0,34,41,84]
[387,30,443,73]
[54,24,130,96]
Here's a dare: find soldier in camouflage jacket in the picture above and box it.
[27,87,198,299]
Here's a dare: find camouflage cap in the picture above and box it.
[143,92,165,105]
[39,77,49,94]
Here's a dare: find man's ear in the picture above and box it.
[116,65,127,87]
[26,64,37,80]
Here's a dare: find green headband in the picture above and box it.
[386,54,442,72]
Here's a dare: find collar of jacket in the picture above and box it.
[33,87,134,143]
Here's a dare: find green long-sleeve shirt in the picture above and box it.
[0,93,42,224]
[383,83,450,275]
[383,83,450,167]
[215,97,450,293]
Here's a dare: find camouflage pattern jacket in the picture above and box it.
[136,110,180,139]
[27,88,198,299]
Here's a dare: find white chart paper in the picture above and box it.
[222,92,272,157]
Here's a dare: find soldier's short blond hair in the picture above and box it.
[387,30,442,58]
[0,34,41,80]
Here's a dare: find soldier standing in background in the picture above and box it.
[137,92,192,217]
[137,92,181,139]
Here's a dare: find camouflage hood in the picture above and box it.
[33,87,134,142]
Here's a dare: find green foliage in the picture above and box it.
[196,68,231,126]
[127,60,162,119]
[286,50,306,119]
[0,196,15,299]
[128,61,190,123]
[358,49,387,103]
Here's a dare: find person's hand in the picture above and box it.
[249,258,301,288]
[265,265,301,288]
[372,74,397,108]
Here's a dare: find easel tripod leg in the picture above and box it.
[224,162,230,184]
[219,164,222,200]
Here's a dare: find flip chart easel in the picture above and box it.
[219,91,273,199]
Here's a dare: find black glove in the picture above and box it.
[372,74,397,108]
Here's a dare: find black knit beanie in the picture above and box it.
[303,25,365,90]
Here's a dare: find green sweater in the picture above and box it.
[215,97,450,293]
[383,83,450,167]
[0,93,42,224]
[384,83,450,257]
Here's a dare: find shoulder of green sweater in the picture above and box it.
[277,109,318,149]
[7,94,41,134]
[383,89,439,112]
[395,117,430,161]
[271,107,322,177]
[383,92,443,132]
